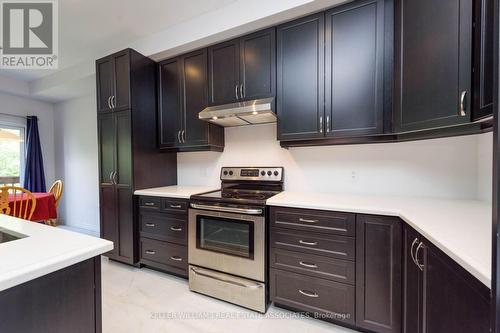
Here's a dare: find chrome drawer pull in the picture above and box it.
[415,242,425,271]
[170,204,182,209]
[143,202,156,206]
[170,256,183,261]
[299,218,319,224]
[299,261,318,269]
[299,240,318,246]
[170,226,182,232]
[299,289,319,298]
[145,250,156,255]
[145,223,155,227]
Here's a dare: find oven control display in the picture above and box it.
[240,169,259,177]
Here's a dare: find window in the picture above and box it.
[0,123,25,186]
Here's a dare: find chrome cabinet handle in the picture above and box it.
[170,204,182,209]
[235,85,239,100]
[240,84,244,99]
[107,96,112,109]
[170,256,183,261]
[112,171,118,184]
[111,96,116,108]
[415,242,425,271]
[145,223,155,227]
[326,115,330,132]
[319,116,323,133]
[459,90,467,116]
[181,130,185,143]
[145,250,156,255]
[299,289,319,298]
[177,130,181,143]
[143,202,156,206]
[170,226,182,232]
[299,240,318,246]
[299,261,318,269]
[410,238,419,267]
[109,171,114,184]
[299,218,319,224]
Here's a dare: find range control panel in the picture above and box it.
[220,167,284,182]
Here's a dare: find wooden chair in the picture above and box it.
[46,180,63,226]
[0,186,37,221]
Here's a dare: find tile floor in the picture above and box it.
[101,257,357,333]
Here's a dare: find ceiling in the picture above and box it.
[0,0,237,82]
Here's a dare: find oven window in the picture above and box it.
[196,215,254,259]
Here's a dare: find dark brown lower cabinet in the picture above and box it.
[404,226,491,333]
[356,215,402,333]
[0,257,101,333]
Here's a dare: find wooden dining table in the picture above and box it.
[8,192,57,221]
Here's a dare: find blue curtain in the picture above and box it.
[23,116,46,192]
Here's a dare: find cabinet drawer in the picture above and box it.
[270,206,355,236]
[140,238,187,271]
[139,212,187,245]
[270,248,355,285]
[161,199,188,213]
[270,268,355,325]
[138,196,161,210]
[271,228,355,261]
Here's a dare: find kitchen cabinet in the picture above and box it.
[403,226,490,333]
[472,0,494,120]
[96,49,177,265]
[277,0,387,141]
[208,28,276,105]
[394,0,473,132]
[356,215,401,333]
[96,50,130,112]
[158,49,224,152]
[138,196,188,277]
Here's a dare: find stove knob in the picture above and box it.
[229,170,234,176]
[274,170,279,176]
[223,171,228,176]
[267,171,272,176]
[260,170,266,176]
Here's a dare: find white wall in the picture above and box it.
[178,124,487,200]
[0,91,55,186]
[477,132,493,202]
[54,90,99,232]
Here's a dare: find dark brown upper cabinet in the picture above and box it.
[277,13,325,141]
[208,28,276,105]
[403,226,490,333]
[278,0,387,141]
[158,49,224,152]
[325,0,385,137]
[96,50,131,112]
[394,0,473,132]
[472,0,494,121]
[356,214,401,333]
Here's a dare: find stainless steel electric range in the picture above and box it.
[188,166,284,313]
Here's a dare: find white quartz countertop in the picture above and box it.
[0,215,113,292]
[134,185,218,199]
[267,191,492,288]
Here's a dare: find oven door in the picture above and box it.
[188,208,265,282]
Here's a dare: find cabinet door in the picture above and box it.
[208,39,240,105]
[394,0,472,132]
[277,13,325,140]
[472,0,494,120]
[420,240,490,333]
[182,49,210,146]
[96,57,114,112]
[356,215,401,333]
[325,0,384,137]
[112,51,130,111]
[158,58,183,148]
[97,113,115,185]
[403,227,422,333]
[100,186,117,258]
[240,28,276,101]
[114,110,132,187]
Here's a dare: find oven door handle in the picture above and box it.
[190,203,262,215]
[190,267,263,289]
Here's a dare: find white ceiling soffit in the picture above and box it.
[4,0,351,103]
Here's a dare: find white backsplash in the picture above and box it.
[177,124,491,200]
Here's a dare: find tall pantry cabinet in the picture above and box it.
[96,48,177,265]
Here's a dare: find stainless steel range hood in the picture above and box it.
[198,98,275,127]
